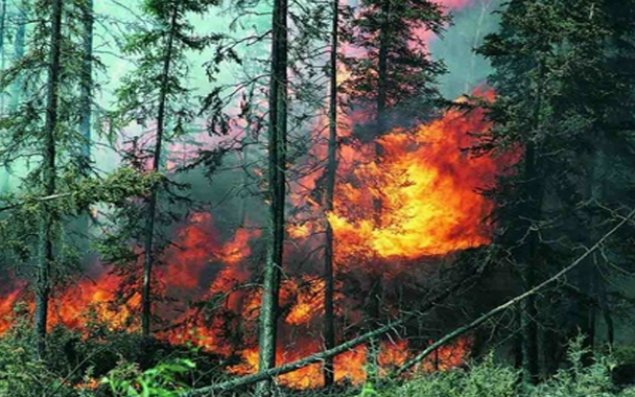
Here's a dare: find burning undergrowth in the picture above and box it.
[0,88,513,389]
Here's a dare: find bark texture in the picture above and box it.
[256,0,288,394]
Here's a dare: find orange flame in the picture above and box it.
[0,88,498,390]
[330,99,502,262]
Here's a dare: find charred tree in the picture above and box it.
[256,0,288,393]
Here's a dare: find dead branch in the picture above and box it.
[395,208,635,375]
[178,262,486,396]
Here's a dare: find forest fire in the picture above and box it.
[0,89,504,389]
[329,95,499,261]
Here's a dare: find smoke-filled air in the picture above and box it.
[1,0,635,396]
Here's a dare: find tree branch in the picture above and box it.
[395,208,635,375]
[178,262,487,396]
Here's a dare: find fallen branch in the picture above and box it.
[395,208,635,375]
[179,263,487,396]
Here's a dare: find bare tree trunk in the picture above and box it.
[0,0,9,193]
[322,0,339,388]
[521,146,541,382]
[141,4,178,338]
[35,0,64,358]
[256,0,288,394]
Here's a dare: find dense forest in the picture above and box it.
[1,0,635,396]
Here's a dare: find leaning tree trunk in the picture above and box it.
[141,5,178,338]
[322,0,339,387]
[35,0,64,358]
[256,0,288,394]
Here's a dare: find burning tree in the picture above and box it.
[108,0,221,338]
[0,1,634,396]
[0,0,103,357]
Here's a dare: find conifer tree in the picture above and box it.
[112,0,220,338]
[480,0,635,380]
[343,0,448,134]
[0,0,103,357]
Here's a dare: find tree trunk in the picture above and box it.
[141,4,178,338]
[376,0,390,134]
[520,68,547,382]
[577,140,607,354]
[0,0,9,193]
[10,0,26,112]
[35,0,64,358]
[367,0,392,378]
[322,0,339,388]
[0,0,7,112]
[79,0,93,167]
[256,0,288,393]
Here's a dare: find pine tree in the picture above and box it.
[112,0,220,338]
[0,0,95,357]
[479,0,635,380]
[33,0,63,358]
[341,0,449,377]
[342,0,448,134]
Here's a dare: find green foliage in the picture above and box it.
[367,339,635,397]
[102,358,196,397]
[528,336,617,397]
[0,320,77,397]
[342,0,448,125]
[381,354,518,397]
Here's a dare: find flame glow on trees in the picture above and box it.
[0,0,511,389]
